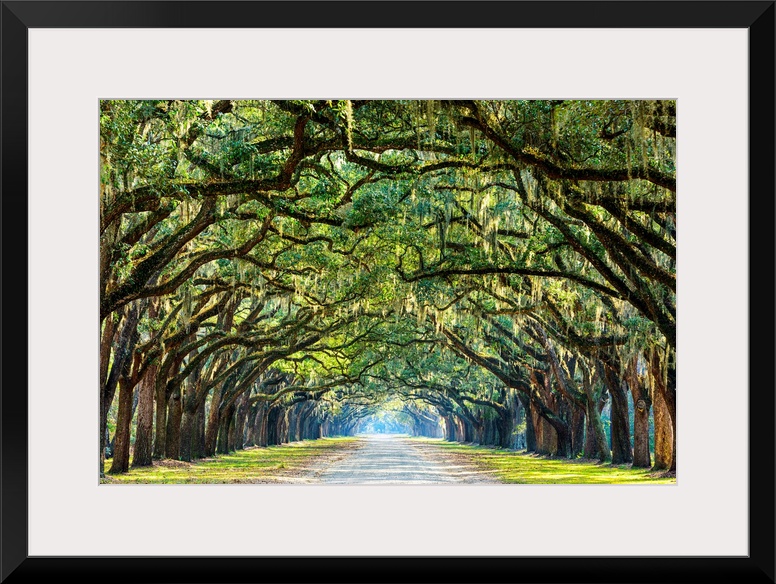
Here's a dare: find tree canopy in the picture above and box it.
[100,99,676,476]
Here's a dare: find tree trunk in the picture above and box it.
[204,386,222,457]
[582,371,610,462]
[443,415,455,441]
[585,397,610,462]
[233,393,251,449]
[650,349,676,472]
[278,409,290,443]
[108,375,134,474]
[532,400,566,456]
[286,407,298,442]
[462,418,473,442]
[520,394,536,452]
[132,364,157,468]
[245,404,259,447]
[256,402,269,447]
[267,406,280,445]
[194,402,207,459]
[228,406,241,451]
[667,361,677,472]
[165,392,183,459]
[497,410,512,448]
[631,393,652,468]
[531,372,567,456]
[179,407,197,462]
[294,403,307,441]
[99,313,117,476]
[218,404,235,454]
[570,406,585,457]
[652,381,673,470]
[625,359,652,468]
[153,379,168,459]
[101,304,140,475]
[550,419,570,458]
[606,369,633,465]
[584,410,597,458]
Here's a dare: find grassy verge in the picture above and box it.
[101,437,359,484]
[417,438,676,484]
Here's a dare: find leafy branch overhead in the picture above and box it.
[100,99,676,475]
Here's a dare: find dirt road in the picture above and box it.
[304,434,501,484]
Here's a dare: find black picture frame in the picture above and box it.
[2,2,773,583]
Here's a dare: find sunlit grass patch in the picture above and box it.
[414,438,676,484]
[101,437,358,484]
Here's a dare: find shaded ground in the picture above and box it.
[303,434,502,484]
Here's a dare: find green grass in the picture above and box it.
[101,437,357,484]
[416,438,676,484]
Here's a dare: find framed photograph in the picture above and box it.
[2,1,773,582]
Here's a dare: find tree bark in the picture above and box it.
[496,410,513,448]
[234,393,251,449]
[630,389,651,468]
[108,374,135,474]
[652,380,673,470]
[584,410,597,458]
[267,406,280,445]
[132,363,158,467]
[101,304,140,474]
[204,385,222,456]
[245,404,259,447]
[626,358,652,468]
[179,407,197,462]
[519,395,537,452]
[153,378,168,459]
[256,402,269,447]
[570,405,585,457]
[606,368,633,464]
[443,415,455,441]
[579,363,610,462]
[532,373,568,456]
[650,348,676,471]
[585,394,610,462]
[99,313,117,476]
[218,404,235,454]
[194,402,207,459]
[230,395,249,451]
[631,397,651,468]
[165,391,183,459]
[666,360,677,472]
